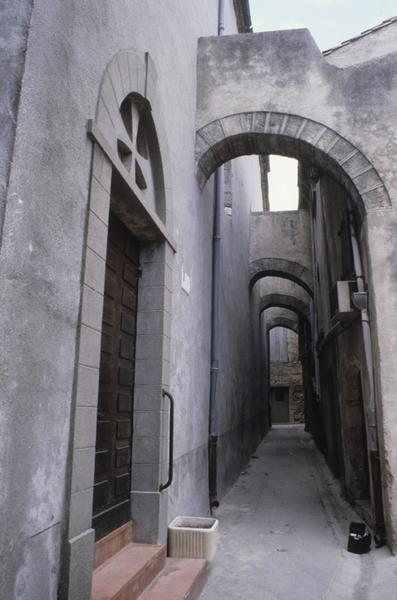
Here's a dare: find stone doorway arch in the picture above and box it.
[267,319,299,334]
[196,111,390,215]
[260,293,310,321]
[250,257,313,295]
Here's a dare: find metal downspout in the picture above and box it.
[240,0,253,32]
[218,0,225,35]
[347,199,385,541]
[309,173,322,406]
[208,0,225,509]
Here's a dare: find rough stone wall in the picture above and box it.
[270,363,304,423]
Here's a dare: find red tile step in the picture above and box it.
[94,522,135,570]
[91,543,166,600]
[139,558,208,600]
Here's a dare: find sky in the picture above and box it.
[249,0,396,210]
[249,0,396,52]
[268,157,298,211]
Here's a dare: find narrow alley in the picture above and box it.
[201,426,397,600]
[4,3,397,598]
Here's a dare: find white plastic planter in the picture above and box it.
[167,516,219,560]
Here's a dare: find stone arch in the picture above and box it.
[267,318,299,334]
[196,112,391,213]
[260,293,310,320]
[89,48,172,234]
[250,257,313,296]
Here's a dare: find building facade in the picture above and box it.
[1,2,397,599]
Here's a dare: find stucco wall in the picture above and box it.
[0,0,33,234]
[249,210,313,294]
[250,210,312,267]
[216,155,264,498]
[0,1,264,597]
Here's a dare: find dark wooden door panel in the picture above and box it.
[92,211,139,540]
[118,393,132,412]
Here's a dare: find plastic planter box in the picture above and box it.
[167,516,219,560]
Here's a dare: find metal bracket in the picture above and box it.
[352,291,368,311]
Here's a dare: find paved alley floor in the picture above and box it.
[200,425,397,600]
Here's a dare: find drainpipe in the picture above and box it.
[347,199,385,542]
[208,0,225,509]
[218,0,225,35]
[240,0,253,32]
[208,168,222,507]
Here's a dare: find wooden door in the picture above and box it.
[92,212,139,539]
[270,387,290,423]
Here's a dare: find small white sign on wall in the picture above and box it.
[181,269,191,295]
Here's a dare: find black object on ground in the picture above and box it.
[347,522,371,554]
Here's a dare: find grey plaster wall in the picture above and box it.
[250,211,311,266]
[216,155,264,500]
[0,0,264,596]
[0,0,33,235]
[249,210,313,293]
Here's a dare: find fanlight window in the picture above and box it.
[117,94,165,222]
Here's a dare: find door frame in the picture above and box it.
[92,211,140,540]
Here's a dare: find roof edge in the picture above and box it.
[323,16,397,56]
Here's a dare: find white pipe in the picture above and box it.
[208,0,226,508]
[218,0,225,35]
[347,199,378,452]
[309,175,321,403]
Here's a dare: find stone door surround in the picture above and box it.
[60,48,175,600]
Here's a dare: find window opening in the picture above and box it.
[268,155,299,211]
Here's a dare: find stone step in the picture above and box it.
[91,542,166,600]
[139,558,208,600]
[94,522,135,569]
